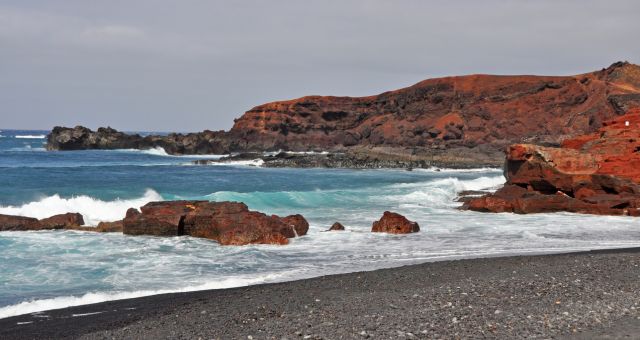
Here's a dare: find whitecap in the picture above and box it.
[0,271,293,319]
[15,135,46,139]
[0,189,162,225]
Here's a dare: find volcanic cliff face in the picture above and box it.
[47,62,640,166]
[229,62,640,151]
[462,109,640,216]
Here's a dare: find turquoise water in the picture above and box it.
[2,129,640,318]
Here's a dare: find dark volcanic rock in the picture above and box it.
[123,201,309,245]
[463,109,640,215]
[47,126,230,155]
[328,222,345,231]
[371,211,420,234]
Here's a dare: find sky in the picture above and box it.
[1,1,639,132]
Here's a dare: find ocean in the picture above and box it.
[2,129,640,319]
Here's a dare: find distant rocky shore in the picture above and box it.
[46,61,640,169]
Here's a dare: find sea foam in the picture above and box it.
[0,189,162,225]
[14,135,46,139]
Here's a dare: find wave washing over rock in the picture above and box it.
[46,62,640,168]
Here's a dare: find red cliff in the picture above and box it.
[463,108,640,215]
[229,62,640,157]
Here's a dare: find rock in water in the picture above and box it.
[40,213,84,229]
[463,109,640,216]
[371,212,420,234]
[0,214,43,231]
[328,222,345,231]
[123,201,309,245]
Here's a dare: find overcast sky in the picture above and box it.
[1,0,639,131]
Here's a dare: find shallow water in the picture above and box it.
[1,129,640,319]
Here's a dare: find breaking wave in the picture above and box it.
[0,189,162,225]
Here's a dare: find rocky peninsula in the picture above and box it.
[46,61,640,168]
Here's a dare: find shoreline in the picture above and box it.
[2,247,640,339]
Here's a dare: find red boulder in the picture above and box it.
[371,211,420,234]
[123,201,309,245]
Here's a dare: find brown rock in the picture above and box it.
[40,213,84,229]
[328,222,345,231]
[371,211,420,234]
[123,201,309,245]
[96,220,124,232]
[0,214,42,231]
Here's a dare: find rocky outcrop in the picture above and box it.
[40,213,84,229]
[371,212,420,234]
[46,62,640,166]
[463,109,640,215]
[46,126,229,155]
[123,201,309,245]
[0,213,84,231]
[0,214,43,231]
[328,222,345,231]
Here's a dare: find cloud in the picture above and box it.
[0,1,638,131]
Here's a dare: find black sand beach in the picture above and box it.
[2,248,640,339]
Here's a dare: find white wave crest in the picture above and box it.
[15,135,46,139]
[116,147,225,159]
[207,159,265,167]
[0,272,292,319]
[0,189,162,225]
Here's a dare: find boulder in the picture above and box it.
[328,222,345,231]
[0,214,42,231]
[40,213,84,229]
[123,201,309,245]
[371,211,420,234]
[463,109,640,215]
[96,220,124,232]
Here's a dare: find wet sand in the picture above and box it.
[2,248,640,339]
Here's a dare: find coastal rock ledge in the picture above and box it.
[463,109,640,216]
[123,201,309,245]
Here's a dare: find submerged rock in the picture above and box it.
[463,109,640,216]
[123,201,309,245]
[328,222,345,231]
[371,211,420,234]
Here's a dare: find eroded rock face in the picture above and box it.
[0,214,43,231]
[229,62,640,152]
[46,62,640,165]
[463,109,640,216]
[371,211,420,234]
[123,201,309,245]
[0,213,85,231]
[40,213,85,229]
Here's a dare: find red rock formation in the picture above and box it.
[463,109,640,215]
[40,213,84,229]
[0,213,84,231]
[0,214,43,231]
[123,201,309,245]
[230,62,640,153]
[371,211,420,234]
[95,220,124,232]
[328,222,345,231]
